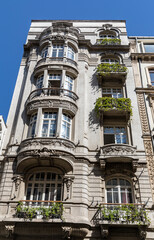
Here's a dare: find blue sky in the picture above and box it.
[1,0,154,122]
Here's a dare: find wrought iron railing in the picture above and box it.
[16,200,64,220]
[93,203,149,225]
[27,87,79,103]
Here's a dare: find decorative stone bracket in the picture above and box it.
[11,175,23,199]
[100,225,109,239]
[62,227,88,239]
[63,176,74,199]
[5,225,15,239]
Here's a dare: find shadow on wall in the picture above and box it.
[90,71,100,91]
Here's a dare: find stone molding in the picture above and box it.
[27,98,78,116]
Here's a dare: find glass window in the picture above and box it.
[61,113,71,139]
[104,126,127,145]
[67,46,75,60]
[41,47,48,58]
[52,44,64,58]
[36,75,44,89]
[48,74,61,88]
[100,34,116,39]
[101,58,119,64]
[26,172,62,201]
[42,112,57,137]
[106,178,132,203]
[28,114,37,138]
[149,71,154,86]
[102,88,123,98]
[144,44,154,53]
[64,75,73,91]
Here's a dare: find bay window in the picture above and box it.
[28,114,37,138]
[106,178,133,204]
[61,113,71,139]
[104,126,127,145]
[52,44,64,58]
[41,112,57,137]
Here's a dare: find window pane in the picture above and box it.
[150,72,154,86]
[104,134,115,144]
[107,191,112,203]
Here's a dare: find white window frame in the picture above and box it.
[41,112,57,137]
[67,46,75,60]
[52,44,64,58]
[28,114,37,138]
[149,70,154,86]
[26,172,62,202]
[101,58,119,64]
[60,113,72,140]
[41,46,48,58]
[144,44,154,53]
[36,75,44,89]
[104,126,127,145]
[64,75,74,91]
[106,178,133,204]
[102,88,123,98]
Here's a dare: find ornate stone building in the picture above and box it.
[0,20,154,240]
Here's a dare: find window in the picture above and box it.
[102,88,123,98]
[28,114,37,138]
[106,178,133,203]
[52,44,64,58]
[41,112,57,137]
[67,46,75,60]
[26,172,62,201]
[64,75,73,91]
[149,70,154,86]
[48,74,61,88]
[61,113,71,139]
[41,47,48,58]
[104,127,127,145]
[101,58,119,64]
[144,44,154,53]
[36,75,44,89]
[100,34,116,39]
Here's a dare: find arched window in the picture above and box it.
[41,47,48,58]
[67,46,75,60]
[106,178,133,204]
[26,172,62,201]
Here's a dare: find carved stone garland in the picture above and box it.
[137,93,154,200]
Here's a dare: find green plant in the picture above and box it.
[97,63,127,76]
[16,201,64,221]
[100,204,150,225]
[97,38,121,45]
[95,97,133,116]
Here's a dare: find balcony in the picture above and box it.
[17,137,75,172]
[26,88,78,116]
[34,57,78,76]
[96,38,121,45]
[16,200,63,221]
[95,97,132,119]
[97,63,127,81]
[94,203,149,226]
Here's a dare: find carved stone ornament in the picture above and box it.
[64,176,74,198]
[62,226,72,239]
[50,34,68,41]
[5,225,15,239]
[12,175,23,191]
[138,226,147,240]
[100,144,136,156]
[36,147,57,158]
[100,226,109,239]
[102,24,112,30]
[100,159,106,169]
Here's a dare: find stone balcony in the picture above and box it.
[26,88,78,116]
[34,57,78,76]
[99,144,138,171]
[17,137,75,172]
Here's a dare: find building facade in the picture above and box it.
[0,20,154,240]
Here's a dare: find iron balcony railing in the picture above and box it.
[93,203,149,225]
[16,200,64,220]
[27,87,79,103]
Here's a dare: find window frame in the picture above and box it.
[67,46,75,60]
[102,88,123,98]
[103,126,127,145]
[149,70,154,86]
[36,75,44,89]
[52,44,64,58]
[41,46,48,58]
[144,44,154,53]
[101,58,119,64]
[106,177,133,204]
[41,112,57,138]
[60,113,72,140]
[28,113,37,138]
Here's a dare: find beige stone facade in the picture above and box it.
[0,21,154,240]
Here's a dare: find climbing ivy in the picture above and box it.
[100,204,150,225]
[95,97,133,116]
[16,201,64,220]
[97,38,121,45]
[97,63,127,76]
